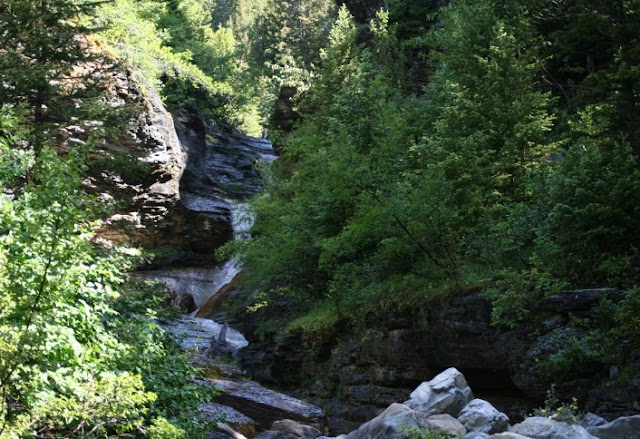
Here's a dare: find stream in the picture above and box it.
[137,126,276,353]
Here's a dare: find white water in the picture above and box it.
[148,203,257,349]
[153,131,274,350]
[137,204,255,308]
[162,316,249,350]
[190,202,253,311]
[231,202,254,240]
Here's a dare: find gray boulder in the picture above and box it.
[255,432,298,439]
[458,398,509,434]
[488,434,534,439]
[466,433,490,439]
[424,414,466,436]
[345,403,424,439]
[200,403,256,437]
[405,367,474,417]
[209,378,327,431]
[511,417,597,439]
[578,413,607,429]
[272,419,322,439]
[587,414,640,439]
[209,422,249,439]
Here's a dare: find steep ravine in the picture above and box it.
[94,76,640,438]
[134,108,276,349]
[90,73,332,435]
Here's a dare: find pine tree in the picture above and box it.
[422,0,555,230]
[249,0,336,83]
[0,0,107,151]
[536,0,640,153]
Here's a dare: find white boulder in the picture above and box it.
[405,367,474,417]
[457,398,510,434]
[511,416,597,439]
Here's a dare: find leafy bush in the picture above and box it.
[484,269,567,330]
[0,130,212,436]
[532,385,584,424]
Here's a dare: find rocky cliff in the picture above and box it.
[89,70,274,265]
[238,289,640,430]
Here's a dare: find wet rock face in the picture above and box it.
[160,316,248,352]
[91,73,232,260]
[240,289,640,423]
[93,72,275,262]
[178,114,276,224]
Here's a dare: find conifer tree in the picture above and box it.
[422,0,555,231]
[0,0,107,150]
[537,0,640,153]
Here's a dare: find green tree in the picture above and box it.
[536,137,640,286]
[247,0,335,94]
[535,0,640,153]
[238,8,457,321]
[0,119,213,436]
[0,0,108,150]
[419,0,555,263]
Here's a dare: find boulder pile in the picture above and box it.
[212,368,640,439]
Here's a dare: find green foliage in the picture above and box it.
[537,0,640,153]
[96,0,228,93]
[237,8,463,333]
[0,142,136,434]
[107,314,216,437]
[484,269,568,330]
[148,417,186,439]
[614,288,640,344]
[222,1,640,368]
[15,372,155,438]
[537,139,640,286]
[250,0,336,77]
[535,330,607,382]
[400,426,450,439]
[114,279,181,320]
[532,385,584,424]
[421,0,555,236]
[0,0,108,147]
[0,108,32,186]
[0,114,211,436]
[96,0,269,134]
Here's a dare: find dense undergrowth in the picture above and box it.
[0,118,215,436]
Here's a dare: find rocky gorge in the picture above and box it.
[237,288,640,429]
[91,70,640,439]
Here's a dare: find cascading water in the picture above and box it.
[154,205,254,350]
[190,202,253,316]
[141,127,276,351]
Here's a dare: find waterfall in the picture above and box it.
[188,202,253,314]
[231,202,254,240]
[148,130,275,351]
